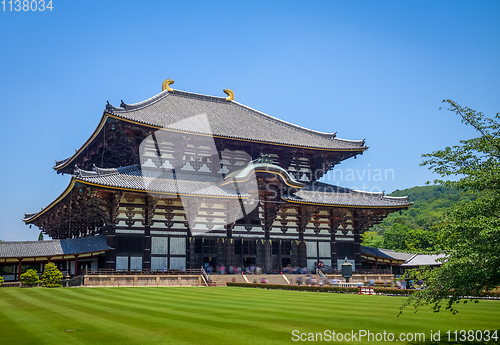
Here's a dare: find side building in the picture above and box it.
[17,80,411,275]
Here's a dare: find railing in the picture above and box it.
[84,268,204,276]
[326,269,393,275]
[316,269,326,278]
[62,275,84,287]
[0,282,22,288]
[200,268,210,286]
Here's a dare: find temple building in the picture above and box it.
[18,80,411,275]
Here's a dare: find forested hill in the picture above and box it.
[387,185,476,230]
[361,185,476,251]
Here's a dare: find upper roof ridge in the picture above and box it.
[106,90,170,114]
[231,100,348,142]
[107,88,365,146]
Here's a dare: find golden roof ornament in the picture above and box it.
[162,79,174,92]
[223,89,234,101]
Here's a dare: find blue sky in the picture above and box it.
[0,1,499,241]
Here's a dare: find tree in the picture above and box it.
[400,100,500,314]
[42,262,63,288]
[361,231,384,248]
[38,231,43,241]
[20,269,41,287]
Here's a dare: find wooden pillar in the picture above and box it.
[353,228,362,269]
[103,225,116,269]
[225,238,234,269]
[277,240,282,271]
[17,259,22,281]
[256,239,264,269]
[217,238,224,269]
[263,239,272,274]
[329,210,342,271]
[74,255,79,276]
[143,196,154,271]
[291,241,299,267]
[330,231,337,271]
[298,233,307,268]
[188,237,195,269]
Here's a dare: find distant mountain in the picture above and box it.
[362,185,476,251]
[386,185,476,230]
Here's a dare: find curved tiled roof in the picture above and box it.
[401,254,446,266]
[73,165,246,198]
[26,162,412,224]
[361,246,414,261]
[106,89,366,150]
[282,181,412,208]
[54,88,367,171]
[0,235,110,259]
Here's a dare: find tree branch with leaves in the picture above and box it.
[400,100,500,315]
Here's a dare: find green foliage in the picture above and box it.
[362,185,472,252]
[386,185,476,231]
[20,269,41,287]
[0,275,4,286]
[38,231,43,241]
[364,222,438,252]
[226,282,360,294]
[401,100,500,314]
[360,231,384,248]
[226,283,425,296]
[42,262,63,288]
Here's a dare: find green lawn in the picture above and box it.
[0,287,498,345]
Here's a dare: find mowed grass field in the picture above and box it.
[0,287,499,345]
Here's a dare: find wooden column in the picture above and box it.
[298,236,307,268]
[188,237,195,269]
[143,196,156,270]
[329,210,343,271]
[330,232,337,270]
[352,213,369,270]
[256,240,264,269]
[217,238,224,269]
[17,259,22,281]
[277,240,282,271]
[103,224,116,269]
[263,239,272,274]
[225,238,234,269]
[297,206,315,269]
[291,241,299,267]
[74,255,79,276]
[353,228,362,269]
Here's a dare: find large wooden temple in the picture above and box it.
[22,80,411,274]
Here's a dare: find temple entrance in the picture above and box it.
[243,257,256,267]
[203,256,216,274]
[281,257,291,267]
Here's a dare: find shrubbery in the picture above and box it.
[42,262,63,288]
[226,282,359,294]
[20,269,41,287]
[0,275,4,286]
[227,283,500,299]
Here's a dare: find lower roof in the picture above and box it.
[0,235,110,259]
[24,164,412,223]
[361,245,445,266]
[401,253,446,266]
